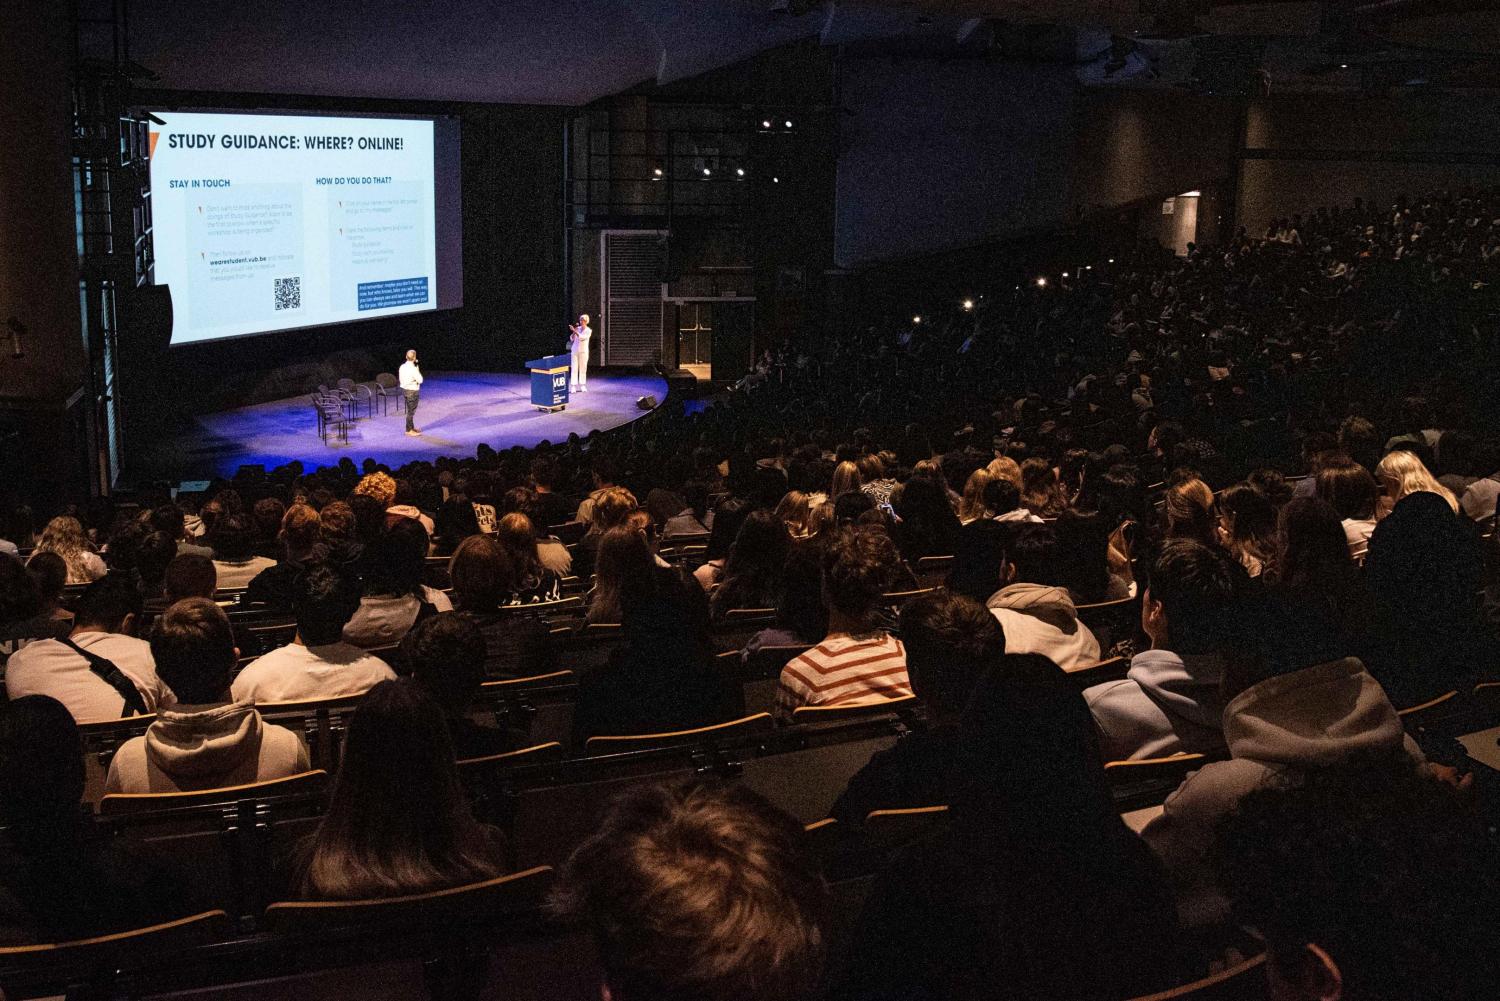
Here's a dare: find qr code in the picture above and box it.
[273,276,301,311]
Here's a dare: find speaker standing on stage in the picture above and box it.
[568,314,591,393]
[399,349,424,435]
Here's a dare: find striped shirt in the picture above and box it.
[776,632,911,718]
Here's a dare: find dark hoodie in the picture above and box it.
[1363,491,1495,708]
[832,664,1180,1000]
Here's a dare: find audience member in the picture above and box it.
[493,511,562,603]
[106,599,309,793]
[1142,590,1421,928]
[0,696,208,941]
[230,563,395,704]
[244,503,323,609]
[34,515,105,584]
[777,527,911,716]
[833,590,1004,822]
[163,553,217,605]
[4,575,172,722]
[403,612,516,759]
[833,661,1179,1000]
[710,509,791,620]
[448,535,557,678]
[294,680,503,899]
[549,782,828,1001]
[1217,754,1500,1001]
[342,517,451,648]
[1085,541,1242,761]
[1315,457,1380,560]
[985,525,1101,670]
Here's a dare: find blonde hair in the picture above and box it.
[829,461,863,500]
[37,516,94,582]
[774,490,816,540]
[353,471,397,508]
[1163,477,1218,547]
[589,486,639,532]
[986,456,1023,487]
[958,469,994,523]
[1376,451,1458,514]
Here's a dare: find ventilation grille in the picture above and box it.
[603,231,665,366]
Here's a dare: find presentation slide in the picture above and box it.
[148,111,457,345]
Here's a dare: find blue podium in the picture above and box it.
[526,354,571,412]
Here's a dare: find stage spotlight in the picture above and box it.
[736,167,745,176]
[1340,64,1349,70]
[652,167,663,180]
[761,119,772,128]
[1035,277,1048,288]
[702,167,711,176]
[1108,258,1115,263]
[912,315,922,324]
[1062,271,1070,278]
[785,119,793,128]
[772,176,780,183]
[1085,265,1092,270]
[961,298,974,311]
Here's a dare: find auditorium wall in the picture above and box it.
[1236,92,1500,235]
[0,2,92,507]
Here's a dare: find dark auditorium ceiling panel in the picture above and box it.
[123,0,1500,106]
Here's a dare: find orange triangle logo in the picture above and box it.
[148,131,160,158]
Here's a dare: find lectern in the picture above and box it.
[526,355,571,412]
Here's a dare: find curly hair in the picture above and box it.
[352,471,398,508]
[821,526,899,621]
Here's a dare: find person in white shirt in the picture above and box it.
[985,526,1100,672]
[341,518,453,648]
[5,575,173,722]
[399,349,424,435]
[568,314,592,393]
[231,563,395,705]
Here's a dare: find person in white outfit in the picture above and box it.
[568,314,592,393]
[399,349,424,435]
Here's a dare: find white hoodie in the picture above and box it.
[105,703,309,794]
[1085,649,1227,762]
[986,583,1101,671]
[1142,657,1421,928]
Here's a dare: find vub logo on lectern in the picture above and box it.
[553,375,567,390]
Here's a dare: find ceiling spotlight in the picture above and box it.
[702,167,711,176]
[736,167,745,176]
[761,119,771,128]
[772,176,780,183]
[1062,271,1070,278]
[1108,258,1115,264]
[785,120,793,128]
[961,298,974,311]
[1340,64,1349,70]
[1036,277,1048,288]
[1085,265,1092,270]
[912,315,922,324]
[652,167,663,177]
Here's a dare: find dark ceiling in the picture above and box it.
[121,0,1500,106]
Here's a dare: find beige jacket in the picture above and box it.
[105,703,309,794]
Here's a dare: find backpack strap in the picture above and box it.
[57,637,149,718]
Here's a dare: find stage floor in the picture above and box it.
[165,370,668,479]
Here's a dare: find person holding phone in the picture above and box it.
[567,314,591,393]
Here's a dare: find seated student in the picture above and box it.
[1218,755,1500,1001]
[342,518,452,648]
[207,514,276,590]
[571,547,739,746]
[832,590,1006,823]
[744,541,827,652]
[776,526,912,717]
[293,680,503,900]
[985,525,1101,671]
[549,782,828,1001]
[493,511,563,604]
[498,487,574,577]
[0,555,69,668]
[1141,589,1422,929]
[403,613,516,760]
[572,485,637,580]
[163,553,216,605]
[105,599,309,793]
[449,535,557,678]
[709,510,791,621]
[832,661,1179,1001]
[1314,456,1380,560]
[4,575,173,722]
[0,696,209,941]
[1085,540,1244,761]
[24,552,74,632]
[527,454,578,531]
[244,503,322,609]
[230,563,395,705]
